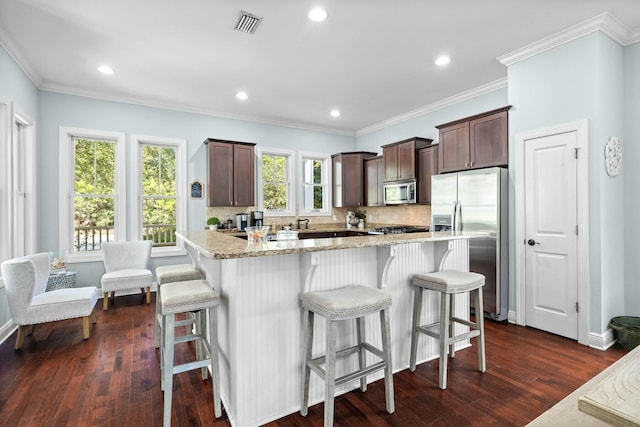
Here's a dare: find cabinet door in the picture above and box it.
[397,140,416,180]
[342,153,364,207]
[208,141,234,206]
[418,146,438,205]
[383,145,398,181]
[365,157,384,206]
[438,121,470,173]
[233,144,255,206]
[470,110,508,169]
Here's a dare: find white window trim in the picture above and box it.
[0,96,11,266]
[59,127,126,263]
[130,134,187,258]
[12,106,36,258]
[298,151,332,217]
[257,147,296,217]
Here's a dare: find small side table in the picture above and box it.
[46,271,77,291]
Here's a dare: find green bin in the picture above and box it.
[609,316,640,349]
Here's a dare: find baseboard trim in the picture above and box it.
[0,320,17,347]
[588,328,616,351]
[507,310,518,324]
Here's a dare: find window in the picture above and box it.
[258,148,295,216]
[299,152,331,216]
[130,134,186,256]
[59,127,126,262]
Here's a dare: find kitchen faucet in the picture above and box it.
[296,218,309,230]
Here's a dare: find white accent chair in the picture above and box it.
[101,240,153,310]
[1,253,99,350]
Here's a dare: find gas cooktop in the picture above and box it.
[368,226,429,235]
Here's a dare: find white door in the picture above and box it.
[524,131,578,339]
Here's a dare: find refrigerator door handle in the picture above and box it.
[450,201,457,231]
[454,200,462,231]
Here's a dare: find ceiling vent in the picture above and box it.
[233,11,262,34]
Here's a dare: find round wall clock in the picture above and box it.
[604,136,622,177]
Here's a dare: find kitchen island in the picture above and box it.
[176,229,477,427]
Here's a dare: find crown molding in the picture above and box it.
[356,78,508,136]
[0,28,43,87]
[39,84,356,137]
[498,12,636,66]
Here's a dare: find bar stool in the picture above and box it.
[159,279,221,426]
[300,285,395,427]
[409,270,486,389]
[154,264,203,348]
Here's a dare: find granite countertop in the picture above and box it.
[177,228,480,260]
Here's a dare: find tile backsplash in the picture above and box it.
[205,204,431,230]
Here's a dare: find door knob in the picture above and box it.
[527,239,539,246]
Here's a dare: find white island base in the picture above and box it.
[193,237,471,427]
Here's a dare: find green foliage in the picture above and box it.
[207,217,220,225]
[262,155,288,210]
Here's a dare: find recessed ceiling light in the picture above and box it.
[236,91,248,101]
[308,8,328,22]
[435,56,451,66]
[97,65,115,75]
[330,109,340,118]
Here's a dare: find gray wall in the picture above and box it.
[624,42,640,317]
[508,32,628,333]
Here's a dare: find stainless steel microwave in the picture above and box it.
[383,180,416,205]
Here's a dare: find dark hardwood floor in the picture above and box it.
[0,294,628,426]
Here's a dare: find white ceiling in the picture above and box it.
[1,0,639,135]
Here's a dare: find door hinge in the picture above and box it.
[573,147,580,159]
[576,302,579,312]
[576,225,579,235]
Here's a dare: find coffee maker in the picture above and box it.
[235,213,249,231]
[251,211,264,227]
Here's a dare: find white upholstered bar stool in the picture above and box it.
[154,263,202,348]
[159,279,221,427]
[409,270,486,390]
[300,285,395,427]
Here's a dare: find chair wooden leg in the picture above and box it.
[380,308,395,414]
[324,320,338,427]
[356,316,367,392]
[90,307,97,324]
[103,292,109,310]
[409,286,423,371]
[145,287,151,304]
[475,289,486,372]
[209,305,222,418]
[14,325,27,350]
[439,293,451,390]
[300,309,313,416]
[163,313,175,427]
[83,316,90,339]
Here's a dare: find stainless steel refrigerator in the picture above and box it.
[431,167,508,321]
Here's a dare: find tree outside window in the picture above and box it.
[141,144,177,247]
[262,154,289,211]
[73,138,116,251]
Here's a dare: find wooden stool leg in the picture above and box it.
[475,289,486,372]
[356,316,367,392]
[145,287,151,304]
[324,320,338,427]
[409,286,423,371]
[380,308,395,413]
[103,292,109,310]
[155,285,162,348]
[209,305,222,418]
[300,309,314,416]
[197,310,208,380]
[449,292,456,359]
[14,325,27,350]
[83,316,90,339]
[439,293,451,390]
[163,313,175,427]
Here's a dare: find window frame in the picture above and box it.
[298,151,332,217]
[59,127,126,263]
[130,134,187,257]
[257,147,296,217]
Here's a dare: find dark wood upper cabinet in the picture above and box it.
[417,145,438,205]
[436,106,510,173]
[332,152,377,207]
[204,138,256,207]
[382,137,432,181]
[364,156,384,207]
